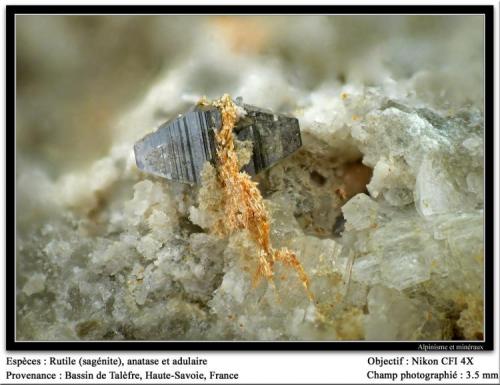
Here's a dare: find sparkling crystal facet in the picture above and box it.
[134,102,302,184]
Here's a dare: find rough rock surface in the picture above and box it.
[16,15,484,341]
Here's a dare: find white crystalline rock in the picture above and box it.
[147,208,176,239]
[22,273,46,296]
[364,286,434,340]
[342,193,378,230]
[347,99,483,217]
[136,234,162,260]
[300,88,347,130]
[351,236,434,291]
[125,180,165,221]
[348,204,484,292]
[298,87,361,161]
[367,157,414,206]
[90,241,135,276]
[351,255,381,287]
[43,240,73,264]
[415,156,465,217]
[430,211,484,291]
[217,268,250,305]
[380,251,431,291]
[188,206,209,229]
[351,106,445,205]
[207,224,345,340]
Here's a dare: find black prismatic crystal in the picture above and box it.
[134,101,302,184]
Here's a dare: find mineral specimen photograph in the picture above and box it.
[14,12,486,342]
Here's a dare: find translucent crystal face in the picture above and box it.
[134,102,302,184]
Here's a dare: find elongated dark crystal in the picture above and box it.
[134,101,302,184]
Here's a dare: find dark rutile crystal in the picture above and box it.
[134,101,302,184]
[236,104,302,176]
[134,105,221,184]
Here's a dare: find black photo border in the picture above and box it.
[6,4,494,351]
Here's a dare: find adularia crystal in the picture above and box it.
[133,100,302,184]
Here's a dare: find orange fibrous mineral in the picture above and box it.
[208,94,313,300]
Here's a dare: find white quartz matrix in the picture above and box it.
[16,15,484,341]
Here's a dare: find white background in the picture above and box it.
[1,0,499,384]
